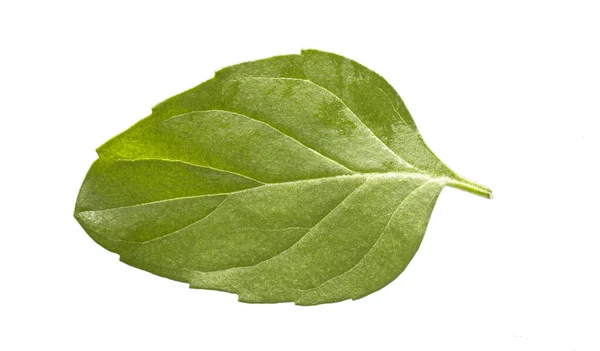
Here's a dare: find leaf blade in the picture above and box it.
[75,49,490,305]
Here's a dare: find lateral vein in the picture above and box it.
[298,180,432,294]
[203,109,357,174]
[192,180,368,273]
[244,76,416,169]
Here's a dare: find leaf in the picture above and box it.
[74,49,491,305]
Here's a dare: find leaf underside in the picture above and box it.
[75,49,490,305]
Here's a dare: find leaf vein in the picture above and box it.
[161,110,356,174]
[191,180,367,273]
[244,76,415,169]
[140,195,231,245]
[79,172,434,214]
[204,109,357,173]
[378,87,408,126]
[297,181,432,295]
[128,158,266,185]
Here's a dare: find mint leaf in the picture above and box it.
[75,49,491,305]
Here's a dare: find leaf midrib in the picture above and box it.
[78,164,438,215]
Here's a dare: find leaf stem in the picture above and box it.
[446,176,492,199]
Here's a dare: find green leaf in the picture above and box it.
[75,49,491,305]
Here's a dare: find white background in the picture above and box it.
[1,1,599,350]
